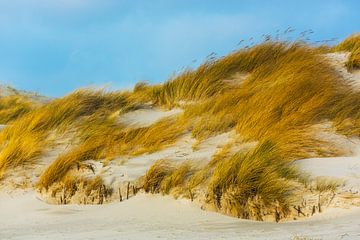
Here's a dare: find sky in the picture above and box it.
[0,0,359,97]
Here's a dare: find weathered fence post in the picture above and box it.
[133,185,137,196]
[189,188,194,202]
[119,187,122,202]
[126,182,130,200]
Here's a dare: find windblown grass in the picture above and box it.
[143,141,299,220]
[315,177,342,193]
[143,160,193,195]
[0,95,34,124]
[334,33,360,70]
[38,116,186,189]
[146,42,295,107]
[142,35,360,220]
[208,141,298,219]
[0,89,130,175]
[180,41,360,151]
[46,174,112,205]
[143,159,175,193]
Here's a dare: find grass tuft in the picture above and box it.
[334,33,360,70]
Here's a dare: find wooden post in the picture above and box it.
[327,192,336,207]
[119,187,122,202]
[63,187,66,205]
[318,194,322,213]
[99,185,103,204]
[312,205,316,216]
[293,205,305,217]
[275,207,280,223]
[126,182,130,200]
[133,185,137,196]
[189,188,194,202]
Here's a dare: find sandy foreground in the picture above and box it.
[0,190,359,240]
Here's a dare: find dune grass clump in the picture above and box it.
[38,139,103,188]
[315,177,341,193]
[148,42,295,107]
[142,160,193,195]
[0,95,35,124]
[208,141,298,220]
[0,89,130,175]
[179,40,360,154]
[38,116,186,189]
[334,33,360,70]
[143,160,175,193]
[47,174,112,205]
[141,141,299,220]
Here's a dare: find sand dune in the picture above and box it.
[1,41,360,239]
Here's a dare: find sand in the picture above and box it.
[298,156,360,193]
[118,107,183,128]
[325,52,360,88]
[1,190,360,240]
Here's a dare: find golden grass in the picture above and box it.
[0,95,34,124]
[142,141,299,220]
[141,36,360,220]
[207,141,298,219]
[179,41,360,155]
[160,162,192,194]
[334,33,360,70]
[38,140,102,188]
[142,160,193,195]
[38,115,186,189]
[143,159,175,193]
[315,177,342,193]
[0,89,130,176]
[46,174,111,204]
[0,132,43,171]
[146,42,294,107]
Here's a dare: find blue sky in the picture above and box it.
[0,0,359,97]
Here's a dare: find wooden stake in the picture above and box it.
[133,185,137,196]
[99,185,103,204]
[119,187,122,202]
[293,205,305,217]
[127,182,130,200]
[63,187,66,205]
[189,188,194,202]
[275,207,280,223]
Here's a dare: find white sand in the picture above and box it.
[118,107,183,128]
[325,52,360,88]
[85,131,233,186]
[1,190,360,240]
[298,156,360,193]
